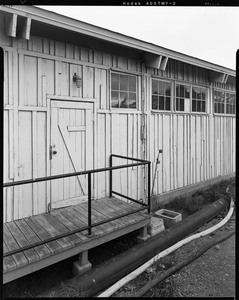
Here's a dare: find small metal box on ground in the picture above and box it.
[154,209,182,228]
[147,216,165,236]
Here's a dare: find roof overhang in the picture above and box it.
[0,5,236,81]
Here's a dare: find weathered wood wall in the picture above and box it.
[2,32,236,222]
[149,114,235,195]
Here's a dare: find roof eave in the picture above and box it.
[0,5,236,77]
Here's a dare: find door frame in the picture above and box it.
[46,95,98,211]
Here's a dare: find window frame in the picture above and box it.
[213,88,236,116]
[151,77,173,112]
[110,70,138,111]
[191,85,208,114]
[175,82,191,113]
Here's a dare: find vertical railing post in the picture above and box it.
[148,162,151,214]
[88,173,92,235]
[109,154,112,197]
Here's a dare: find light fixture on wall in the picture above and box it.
[73,73,82,88]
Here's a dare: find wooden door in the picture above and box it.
[50,100,94,209]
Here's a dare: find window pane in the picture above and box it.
[180,85,184,97]
[165,83,171,96]
[202,101,206,112]
[159,96,164,110]
[220,103,224,113]
[180,98,184,111]
[185,86,190,98]
[111,73,119,90]
[158,82,166,95]
[230,94,236,104]
[120,75,128,91]
[152,95,158,109]
[192,88,197,99]
[111,91,118,101]
[152,80,171,111]
[192,100,196,112]
[111,91,119,108]
[129,92,136,108]
[217,91,225,102]
[197,100,201,112]
[192,87,200,99]
[176,98,179,111]
[165,97,170,110]
[176,85,180,97]
[119,92,128,108]
[129,76,136,92]
[226,104,230,114]
[152,80,158,95]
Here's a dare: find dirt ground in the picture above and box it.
[2,178,235,298]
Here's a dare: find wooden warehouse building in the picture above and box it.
[1,6,236,283]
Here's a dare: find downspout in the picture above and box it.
[40,196,230,298]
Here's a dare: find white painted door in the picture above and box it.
[50,100,94,209]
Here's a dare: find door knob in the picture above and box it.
[53,150,57,155]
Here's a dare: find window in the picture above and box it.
[214,90,225,113]
[176,84,190,112]
[111,72,137,109]
[214,90,235,114]
[152,79,171,111]
[226,93,236,114]
[192,86,207,113]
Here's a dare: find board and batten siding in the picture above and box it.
[2,32,236,222]
[149,113,235,196]
[2,35,143,222]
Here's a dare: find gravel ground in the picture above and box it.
[113,211,235,298]
[170,217,235,298]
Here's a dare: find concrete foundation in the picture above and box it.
[73,251,92,276]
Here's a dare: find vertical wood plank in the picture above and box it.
[66,44,74,59]
[32,37,43,52]
[83,66,94,98]
[55,41,66,57]
[17,111,33,219]
[190,115,196,185]
[177,115,184,188]
[12,50,19,221]
[95,68,107,109]
[24,55,37,106]
[32,111,38,215]
[103,53,112,67]
[81,48,89,62]
[69,64,83,97]
[36,112,47,214]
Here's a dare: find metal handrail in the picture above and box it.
[3,154,151,257]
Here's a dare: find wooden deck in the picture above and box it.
[3,197,150,284]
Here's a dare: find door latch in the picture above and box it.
[49,145,57,160]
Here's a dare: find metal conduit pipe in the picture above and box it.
[41,197,229,298]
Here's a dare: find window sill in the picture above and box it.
[213,113,236,117]
[151,110,209,116]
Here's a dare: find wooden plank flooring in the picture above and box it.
[3,197,150,283]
